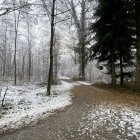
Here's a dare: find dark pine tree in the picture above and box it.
[90,0,135,87]
[135,0,140,91]
[114,0,135,85]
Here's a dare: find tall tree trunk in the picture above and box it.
[42,52,45,82]
[14,28,17,85]
[81,0,86,80]
[135,0,140,91]
[81,43,85,80]
[47,0,56,95]
[22,55,25,81]
[111,48,116,87]
[37,59,40,80]
[3,22,7,80]
[14,10,20,86]
[70,0,87,80]
[120,55,123,86]
[27,23,31,82]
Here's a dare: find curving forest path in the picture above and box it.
[0,80,140,140]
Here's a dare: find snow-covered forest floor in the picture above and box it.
[0,81,73,134]
[78,102,140,139]
[73,85,140,140]
[0,79,140,140]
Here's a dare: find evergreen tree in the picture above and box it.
[90,0,135,86]
[135,0,140,91]
[114,0,135,85]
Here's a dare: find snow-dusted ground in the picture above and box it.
[0,81,74,134]
[78,104,140,140]
[0,78,139,140]
[59,75,71,80]
[77,81,92,85]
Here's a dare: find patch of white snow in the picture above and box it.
[0,81,74,134]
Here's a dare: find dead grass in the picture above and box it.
[93,82,139,94]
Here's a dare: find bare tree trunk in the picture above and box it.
[42,49,46,82]
[70,0,87,80]
[55,55,58,82]
[47,0,56,95]
[27,23,31,82]
[81,0,86,80]
[120,55,123,86]
[14,15,17,86]
[135,0,140,92]
[3,22,7,81]
[14,10,20,86]
[22,55,25,81]
[37,59,40,80]
[74,51,77,65]
[81,43,85,80]
[1,87,8,107]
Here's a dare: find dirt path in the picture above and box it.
[0,83,140,140]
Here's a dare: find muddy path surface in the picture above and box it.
[0,82,140,140]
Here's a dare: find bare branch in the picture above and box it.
[0,4,31,16]
[40,0,51,22]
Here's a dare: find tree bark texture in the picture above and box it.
[47,0,56,95]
